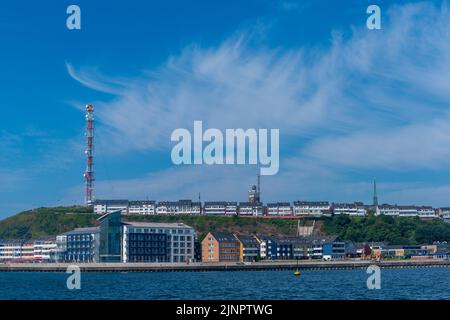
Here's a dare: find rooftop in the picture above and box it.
[293,201,330,206]
[123,222,193,229]
[63,227,100,235]
[210,232,239,242]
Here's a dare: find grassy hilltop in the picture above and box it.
[2,206,450,244]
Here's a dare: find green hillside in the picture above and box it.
[0,206,98,240]
[323,214,450,245]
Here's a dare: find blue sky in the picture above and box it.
[1,0,450,218]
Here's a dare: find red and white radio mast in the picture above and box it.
[84,104,95,205]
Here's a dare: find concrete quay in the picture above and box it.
[1,259,450,272]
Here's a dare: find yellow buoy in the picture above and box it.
[294,270,301,276]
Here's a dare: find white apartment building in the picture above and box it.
[266,203,292,216]
[156,202,169,214]
[398,206,418,217]
[203,202,238,215]
[128,200,156,215]
[0,241,24,260]
[293,201,331,216]
[33,240,58,260]
[377,205,436,218]
[333,202,367,216]
[0,239,57,261]
[156,200,201,215]
[416,206,438,219]
[377,204,400,216]
[224,202,238,215]
[238,202,264,216]
[177,200,201,215]
[93,200,129,215]
[439,208,450,222]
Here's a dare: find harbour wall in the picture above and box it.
[1,259,450,272]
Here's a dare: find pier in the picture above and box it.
[1,259,450,272]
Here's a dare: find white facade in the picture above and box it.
[93,200,129,215]
[377,205,437,218]
[333,203,367,216]
[238,203,263,216]
[440,208,450,222]
[377,205,399,216]
[0,242,23,260]
[398,206,418,217]
[156,201,201,215]
[225,203,238,215]
[128,201,156,215]
[0,240,57,261]
[293,201,330,216]
[417,207,438,219]
[267,203,292,216]
[259,240,267,259]
[177,200,201,215]
[204,202,238,216]
[156,202,168,214]
[33,241,58,260]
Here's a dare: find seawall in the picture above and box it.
[1,259,450,272]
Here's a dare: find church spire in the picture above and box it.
[373,178,379,207]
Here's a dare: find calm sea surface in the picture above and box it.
[0,268,449,300]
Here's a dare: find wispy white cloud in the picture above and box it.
[66,62,127,95]
[65,1,450,205]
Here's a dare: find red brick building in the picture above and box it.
[201,232,240,262]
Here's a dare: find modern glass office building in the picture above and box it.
[57,211,196,263]
[98,210,122,262]
[122,222,195,263]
